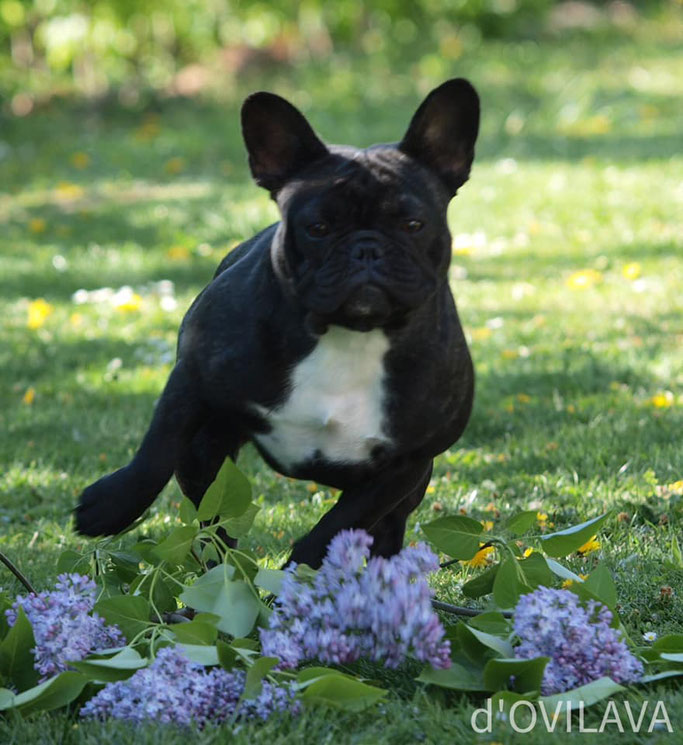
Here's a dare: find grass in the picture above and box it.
[0,12,682,744]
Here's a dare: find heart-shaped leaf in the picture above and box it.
[70,647,146,682]
[540,513,609,558]
[540,676,625,709]
[94,595,151,641]
[0,671,88,714]
[170,618,218,646]
[506,510,539,536]
[493,558,532,610]
[0,608,38,692]
[583,564,617,608]
[197,458,252,521]
[462,564,499,599]
[179,566,260,637]
[153,525,198,564]
[301,674,386,711]
[422,515,483,560]
[483,657,549,693]
[254,567,286,596]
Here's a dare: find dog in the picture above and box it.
[75,78,479,569]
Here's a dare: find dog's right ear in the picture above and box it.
[241,92,329,194]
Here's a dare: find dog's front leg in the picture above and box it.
[287,458,433,569]
[75,360,205,536]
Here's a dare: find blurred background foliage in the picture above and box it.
[0,0,679,107]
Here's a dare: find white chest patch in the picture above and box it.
[252,326,391,471]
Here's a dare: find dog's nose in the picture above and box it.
[350,240,384,264]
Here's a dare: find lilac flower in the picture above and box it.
[513,586,643,695]
[260,529,451,670]
[80,647,300,727]
[6,573,124,680]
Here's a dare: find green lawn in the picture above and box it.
[0,14,681,744]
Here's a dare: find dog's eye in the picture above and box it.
[306,222,330,238]
[401,219,424,233]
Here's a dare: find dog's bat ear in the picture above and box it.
[399,78,480,196]
[241,92,329,194]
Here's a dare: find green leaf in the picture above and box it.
[179,497,198,525]
[179,566,260,637]
[0,608,39,692]
[468,612,511,636]
[506,510,539,536]
[517,552,553,589]
[546,558,585,583]
[177,644,219,666]
[223,502,260,538]
[94,595,151,641]
[197,458,252,522]
[483,657,549,693]
[583,565,617,608]
[540,676,625,709]
[302,674,386,711]
[56,549,85,574]
[493,558,531,610]
[0,688,14,709]
[0,672,88,714]
[217,640,237,670]
[640,670,683,684]
[109,551,142,583]
[462,564,499,599]
[540,513,610,558]
[492,689,539,713]
[254,567,286,596]
[170,619,218,646]
[653,634,683,653]
[70,648,146,682]
[417,663,489,692]
[241,656,279,700]
[661,653,683,663]
[462,625,514,659]
[421,515,483,560]
[297,667,356,685]
[153,525,198,564]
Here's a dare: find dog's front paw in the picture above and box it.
[75,468,146,536]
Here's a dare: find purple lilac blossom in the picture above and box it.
[80,646,300,727]
[260,529,451,670]
[6,573,124,680]
[513,586,643,695]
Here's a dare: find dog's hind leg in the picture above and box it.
[75,361,205,536]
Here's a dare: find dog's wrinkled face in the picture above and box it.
[241,80,480,331]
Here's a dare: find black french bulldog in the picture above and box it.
[75,78,479,569]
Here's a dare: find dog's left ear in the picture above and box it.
[241,92,329,194]
[399,78,480,196]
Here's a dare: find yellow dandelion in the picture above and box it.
[649,392,673,409]
[28,217,47,234]
[22,387,36,405]
[306,482,318,493]
[536,511,548,526]
[516,393,531,404]
[471,327,493,341]
[523,547,534,558]
[70,152,90,170]
[464,545,494,568]
[562,579,574,588]
[566,404,576,414]
[55,181,84,200]
[114,293,143,313]
[502,348,519,360]
[566,269,602,290]
[480,520,494,532]
[27,298,54,329]
[667,480,683,494]
[577,536,600,556]
[164,157,186,175]
[167,245,191,261]
[622,262,641,281]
